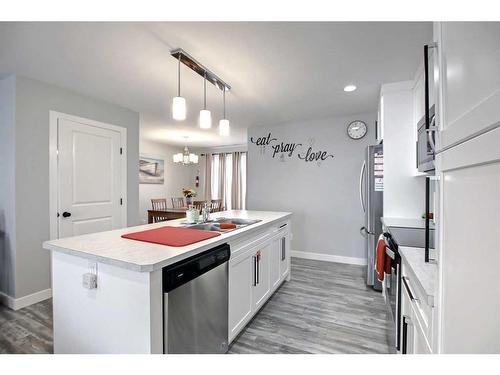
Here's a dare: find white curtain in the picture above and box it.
[207,152,247,210]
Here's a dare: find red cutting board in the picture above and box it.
[121,226,221,247]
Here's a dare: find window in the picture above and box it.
[210,152,247,210]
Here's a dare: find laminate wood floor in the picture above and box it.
[0,298,53,354]
[228,258,392,354]
[0,258,391,354]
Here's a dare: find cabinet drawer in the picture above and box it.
[401,270,433,350]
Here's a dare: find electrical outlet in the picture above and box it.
[82,273,97,289]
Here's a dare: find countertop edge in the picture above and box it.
[43,211,292,272]
[399,247,437,307]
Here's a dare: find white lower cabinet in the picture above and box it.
[228,248,255,341]
[252,242,271,309]
[270,236,281,290]
[400,270,433,354]
[228,221,291,342]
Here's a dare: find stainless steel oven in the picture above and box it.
[383,233,400,353]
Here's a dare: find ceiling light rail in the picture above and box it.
[170,48,231,92]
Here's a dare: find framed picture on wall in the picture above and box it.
[139,155,164,184]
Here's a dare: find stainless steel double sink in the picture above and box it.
[184,217,262,232]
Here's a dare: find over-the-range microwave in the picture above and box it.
[417,104,436,173]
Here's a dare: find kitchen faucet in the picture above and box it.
[201,202,211,223]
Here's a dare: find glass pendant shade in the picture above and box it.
[172,96,186,121]
[199,109,212,129]
[219,119,230,136]
[173,153,183,163]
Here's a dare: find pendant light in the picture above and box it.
[199,71,212,129]
[172,54,186,121]
[219,88,230,136]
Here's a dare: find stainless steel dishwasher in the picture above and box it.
[163,243,230,354]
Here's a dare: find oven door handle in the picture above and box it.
[385,247,396,260]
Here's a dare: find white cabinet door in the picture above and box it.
[252,242,271,310]
[228,249,254,341]
[414,319,432,354]
[279,234,290,278]
[437,22,500,149]
[58,117,123,238]
[270,236,281,291]
[436,126,500,353]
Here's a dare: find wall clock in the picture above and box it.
[347,120,368,140]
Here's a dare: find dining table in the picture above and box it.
[147,207,187,224]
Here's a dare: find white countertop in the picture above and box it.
[382,217,435,230]
[43,210,291,272]
[399,246,437,306]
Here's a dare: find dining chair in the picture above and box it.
[150,210,170,223]
[210,199,224,212]
[171,197,185,209]
[151,198,167,211]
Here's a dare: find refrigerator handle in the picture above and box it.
[359,161,366,212]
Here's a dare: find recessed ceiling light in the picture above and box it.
[344,85,357,92]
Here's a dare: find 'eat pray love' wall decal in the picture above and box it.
[250,132,334,165]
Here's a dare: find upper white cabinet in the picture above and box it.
[437,22,500,149]
[434,22,500,353]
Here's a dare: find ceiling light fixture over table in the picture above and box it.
[170,48,231,135]
[173,143,199,165]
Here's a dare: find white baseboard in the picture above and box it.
[291,250,367,266]
[0,288,52,311]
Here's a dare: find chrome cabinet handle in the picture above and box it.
[281,237,286,261]
[252,256,257,286]
[402,276,418,302]
[359,161,366,213]
[256,254,260,285]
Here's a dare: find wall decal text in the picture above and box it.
[250,132,334,166]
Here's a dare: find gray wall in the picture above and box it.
[7,76,140,299]
[138,140,198,224]
[247,112,376,261]
[0,76,16,297]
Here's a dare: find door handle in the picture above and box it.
[359,161,366,212]
[62,211,72,218]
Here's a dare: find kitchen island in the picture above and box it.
[43,210,292,354]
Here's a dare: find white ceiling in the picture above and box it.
[0,22,432,147]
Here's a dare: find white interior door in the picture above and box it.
[57,117,124,238]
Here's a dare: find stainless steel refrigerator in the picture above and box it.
[359,144,383,291]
